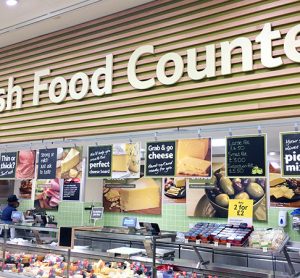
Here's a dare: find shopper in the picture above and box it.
[1,195,19,222]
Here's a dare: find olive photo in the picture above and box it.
[186,165,267,221]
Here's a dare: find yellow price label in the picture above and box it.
[228,199,253,225]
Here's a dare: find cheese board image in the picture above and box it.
[103,177,162,215]
[270,173,300,203]
[163,178,186,199]
[56,147,82,179]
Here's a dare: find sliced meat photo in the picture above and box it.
[16,150,36,179]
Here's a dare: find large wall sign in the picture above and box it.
[0,1,299,143]
[226,135,267,178]
[1,23,300,111]
[0,152,17,179]
[88,145,112,178]
[280,132,300,177]
[145,141,176,177]
[103,177,162,215]
[37,148,58,179]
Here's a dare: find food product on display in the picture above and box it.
[16,150,36,179]
[249,228,286,250]
[184,222,253,247]
[2,253,151,277]
[120,177,160,211]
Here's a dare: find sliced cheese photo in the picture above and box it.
[177,138,210,161]
[176,157,211,177]
[119,177,160,212]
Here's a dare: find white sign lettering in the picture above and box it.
[0,23,299,113]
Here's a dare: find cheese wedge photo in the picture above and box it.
[119,177,160,211]
[176,157,211,176]
[177,138,210,161]
[61,148,80,173]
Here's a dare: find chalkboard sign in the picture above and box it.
[226,135,266,177]
[281,132,300,177]
[58,227,74,248]
[90,207,104,220]
[37,148,57,179]
[63,179,80,201]
[0,152,17,179]
[88,145,112,178]
[145,141,176,176]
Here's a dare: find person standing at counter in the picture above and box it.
[1,195,19,222]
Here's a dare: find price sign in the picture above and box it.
[280,132,300,177]
[37,148,57,179]
[90,207,104,220]
[226,135,266,177]
[228,199,253,226]
[145,141,176,177]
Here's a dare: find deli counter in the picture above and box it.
[0,222,298,278]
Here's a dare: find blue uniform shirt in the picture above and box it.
[1,204,16,221]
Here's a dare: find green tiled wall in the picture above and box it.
[16,200,299,241]
[17,200,104,227]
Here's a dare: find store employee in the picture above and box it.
[1,195,19,222]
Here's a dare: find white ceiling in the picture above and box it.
[0,0,152,48]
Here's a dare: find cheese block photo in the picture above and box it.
[120,177,161,212]
[176,157,211,177]
[112,154,128,172]
[176,138,212,177]
[177,138,210,161]
[61,148,80,173]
